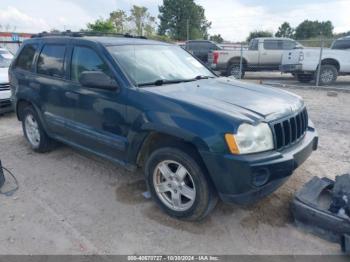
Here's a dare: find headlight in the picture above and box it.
[225,123,274,154]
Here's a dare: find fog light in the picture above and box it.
[252,168,270,187]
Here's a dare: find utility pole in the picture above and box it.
[316,35,324,87]
[186,19,189,41]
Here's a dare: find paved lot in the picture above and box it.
[0,87,349,255]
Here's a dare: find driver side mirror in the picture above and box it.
[79,71,119,91]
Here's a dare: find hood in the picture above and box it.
[144,77,304,122]
[0,67,9,84]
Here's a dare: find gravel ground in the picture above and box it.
[243,71,350,90]
[0,87,349,255]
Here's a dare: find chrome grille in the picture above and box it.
[271,108,308,150]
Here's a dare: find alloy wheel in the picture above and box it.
[153,160,196,212]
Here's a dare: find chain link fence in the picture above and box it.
[217,37,350,88]
[0,40,22,55]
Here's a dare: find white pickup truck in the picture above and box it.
[280,36,350,85]
[208,37,302,78]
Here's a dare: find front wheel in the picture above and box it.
[145,147,218,221]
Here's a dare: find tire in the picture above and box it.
[21,106,55,153]
[227,63,245,79]
[318,65,338,86]
[145,147,218,221]
[296,73,313,83]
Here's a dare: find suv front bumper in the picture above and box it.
[200,128,318,204]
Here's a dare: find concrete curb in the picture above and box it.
[262,81,350,93]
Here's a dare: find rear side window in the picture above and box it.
[331,40,350,50]
[283,40,297,50]
[264,40,283,50]
[71,46,111,82]
[37,45,66,78]
[15,44,37,71]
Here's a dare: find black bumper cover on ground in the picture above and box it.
[291,176,350,254]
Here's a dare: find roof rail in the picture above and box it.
[31,30,147,39]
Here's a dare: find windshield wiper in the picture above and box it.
[138,79,190,87]
[193,75,214,80]
[137,75,215,87]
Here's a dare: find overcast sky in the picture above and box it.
[0,0,349,41]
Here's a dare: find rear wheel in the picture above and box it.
[227,63,245,79]
[318,65,338,86]
[296,73,313,83]
[22,106,55,152]
[145,147,218,221]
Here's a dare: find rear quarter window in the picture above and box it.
[37,44,66,78]
[15,44,38,71]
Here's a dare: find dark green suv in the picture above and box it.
[9,33,318,220]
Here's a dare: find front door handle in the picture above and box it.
[65,91,79,100]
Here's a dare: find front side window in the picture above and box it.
[15,44,37,71]
[107,44,215,86]
[37,44,66,78]
[249,39,259,50]
[71,46,111,82]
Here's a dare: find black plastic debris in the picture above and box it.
[0,160,5,189]
[291,174,350,254]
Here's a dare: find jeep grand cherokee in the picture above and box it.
[9,33,318,220]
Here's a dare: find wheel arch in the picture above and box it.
[321,58,340,72]
[227,56,247,69]
[136,131,218,194]
[16,99,34,121]
[136,131,207,168]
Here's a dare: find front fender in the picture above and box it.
[126,109,229,165]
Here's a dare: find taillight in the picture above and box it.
[299,51,304,62]
[213,51,219,64]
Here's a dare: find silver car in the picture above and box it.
[0,48,14,115]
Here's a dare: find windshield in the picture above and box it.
[0,50,13,68]
[107,44,215,86]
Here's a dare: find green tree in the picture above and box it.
[246,30,273,42]
[128,5,156,36]
[109,10,127,33]
[275,22,294,38]
[158,0,211,41]
[87,18,115,33]
[294,20,333,39]
[210,34,224,43]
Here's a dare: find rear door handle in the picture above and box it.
[65,91,79,100]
